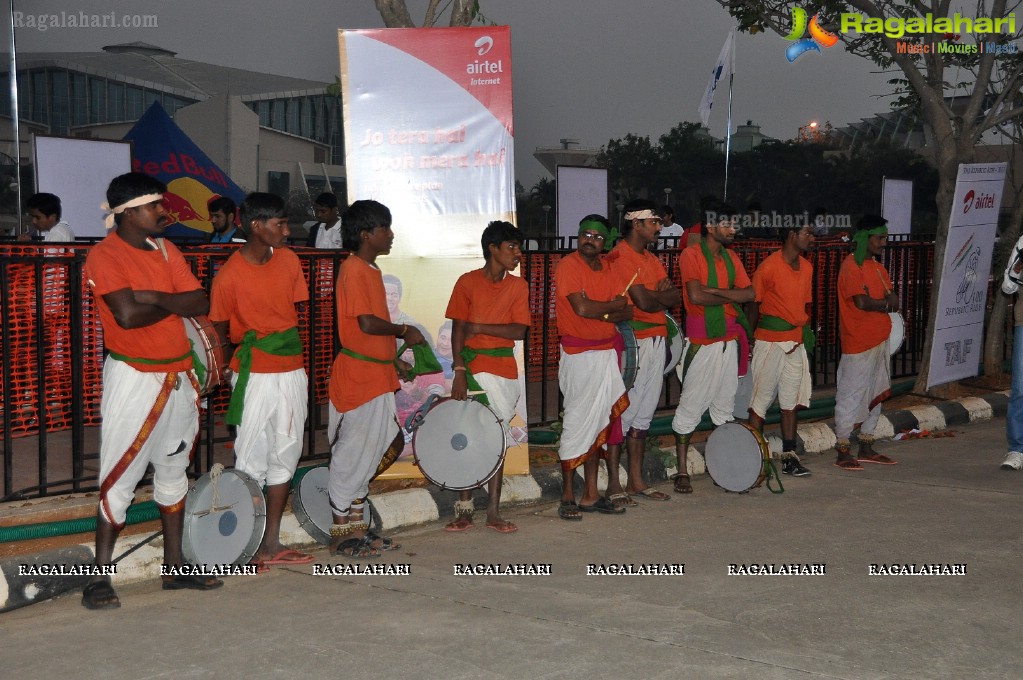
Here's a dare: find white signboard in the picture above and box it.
[556,166,608,243]
[926,163,1007,388]
[881,177,913,235]
[34,136,133,238]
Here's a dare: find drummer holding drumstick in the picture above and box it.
[670,200,754,494]
[605,198,681,503]
[443,221,530,534]
[833,215,900,469]
[209,192,314,569]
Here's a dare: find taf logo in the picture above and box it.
[785,8,839,61]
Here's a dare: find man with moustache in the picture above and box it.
[555,214,632,519]
[670,201,754,493]
[605,198,681,504]
[82,173,221,609]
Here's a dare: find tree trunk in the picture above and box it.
[374,0,415,27]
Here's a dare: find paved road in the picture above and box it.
[3,417,1021,680]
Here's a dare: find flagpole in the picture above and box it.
[723,72,733,202]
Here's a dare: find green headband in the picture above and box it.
[578,219,618,252]
[852,225,887,265]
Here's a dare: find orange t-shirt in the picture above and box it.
[445,268,530,380]
[329,256,399,412]
[209,248,308,373]
[753,250,813,343]
[555,252,625,353]
[606,241,668,339]
[84,233,201,372]
[838,254,892,354]
[679,244,751,344]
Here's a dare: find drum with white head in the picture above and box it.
[704,421,783,494]
[410,397,507,491]
[887,312,905,356]
[183,315,228,395]
[182,467,266,567]
[616,322,639,390]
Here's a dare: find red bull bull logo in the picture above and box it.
[163,177,218,234]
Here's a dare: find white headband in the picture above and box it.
[101,193,164,230]
[624,209,658,221]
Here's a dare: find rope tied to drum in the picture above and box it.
[208,463,225,512]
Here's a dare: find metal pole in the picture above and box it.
[723,72,733,202]
[8,0,23,233]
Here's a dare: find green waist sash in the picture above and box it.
[459,346,514,407]
[226,327,303,426]
[757,314,815,354]
[108,347,205,386]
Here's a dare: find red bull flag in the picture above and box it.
[123,101,246,240]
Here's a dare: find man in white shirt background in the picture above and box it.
[21,193,75,242]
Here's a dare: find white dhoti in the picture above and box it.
[473,372,520,447]
[621,336,665,432]
[558,348,628,466]
[327,393,398,513]
[748,340,812,417]
[671,338,739,434]
[231,369,308,487]
[834,341,891,441]
[98,358,199,526]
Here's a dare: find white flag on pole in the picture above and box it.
[698,31,734,128]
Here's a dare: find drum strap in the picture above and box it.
[458,346,513,406]
[226,327,303,426]
[757,315,816,354]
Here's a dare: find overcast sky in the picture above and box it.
[6,0,895,187]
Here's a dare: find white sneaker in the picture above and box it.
[1000,452,1023,470]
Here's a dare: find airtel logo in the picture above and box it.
[474,36,493,55]
[962,189,996,213]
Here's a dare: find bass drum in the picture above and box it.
[412,398,507,491]
[705,421,775,494]
[888,312,905,356]
[616,322,639,390]
[182,468,266,567]
[292,466,379,544]
[184,315,228,395]
[663,313,684,376]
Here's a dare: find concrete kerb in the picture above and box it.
[0,389,1009,611]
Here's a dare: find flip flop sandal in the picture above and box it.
[558,500,583,521]
[858,452,898,465]
[578,497,625,514]
[633,487,671,501]
[608,492,638,508]
[444,516,474,532]
[672,473,694,494]
[834,455,864,471]
[485,520,518,533]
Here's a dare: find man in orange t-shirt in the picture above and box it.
[606,198,681,503]
[554,214,632,520]
[748,223,815,477]
[82,172,221,609]
[444,221,530,534]
[834,215,900,470]
[210,192,312,569]
[671,202,754,493]
[326,200,427,557]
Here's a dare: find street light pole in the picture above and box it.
[542,204,551,248]
[664,187,672,207]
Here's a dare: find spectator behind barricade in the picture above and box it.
[683,195,714,248]
[207,195,246,243]
[658,205,683,249]
[21,193,75,242]
[306,192,343,249]
[744,201,768,240]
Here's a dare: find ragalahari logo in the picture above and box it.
[784,8,839,62]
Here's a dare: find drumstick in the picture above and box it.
[621,270,639,297]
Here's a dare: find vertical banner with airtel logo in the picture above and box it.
[927,162,1007,388]
[338,27,528,479]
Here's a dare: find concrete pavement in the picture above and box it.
[2,415,1021,680]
